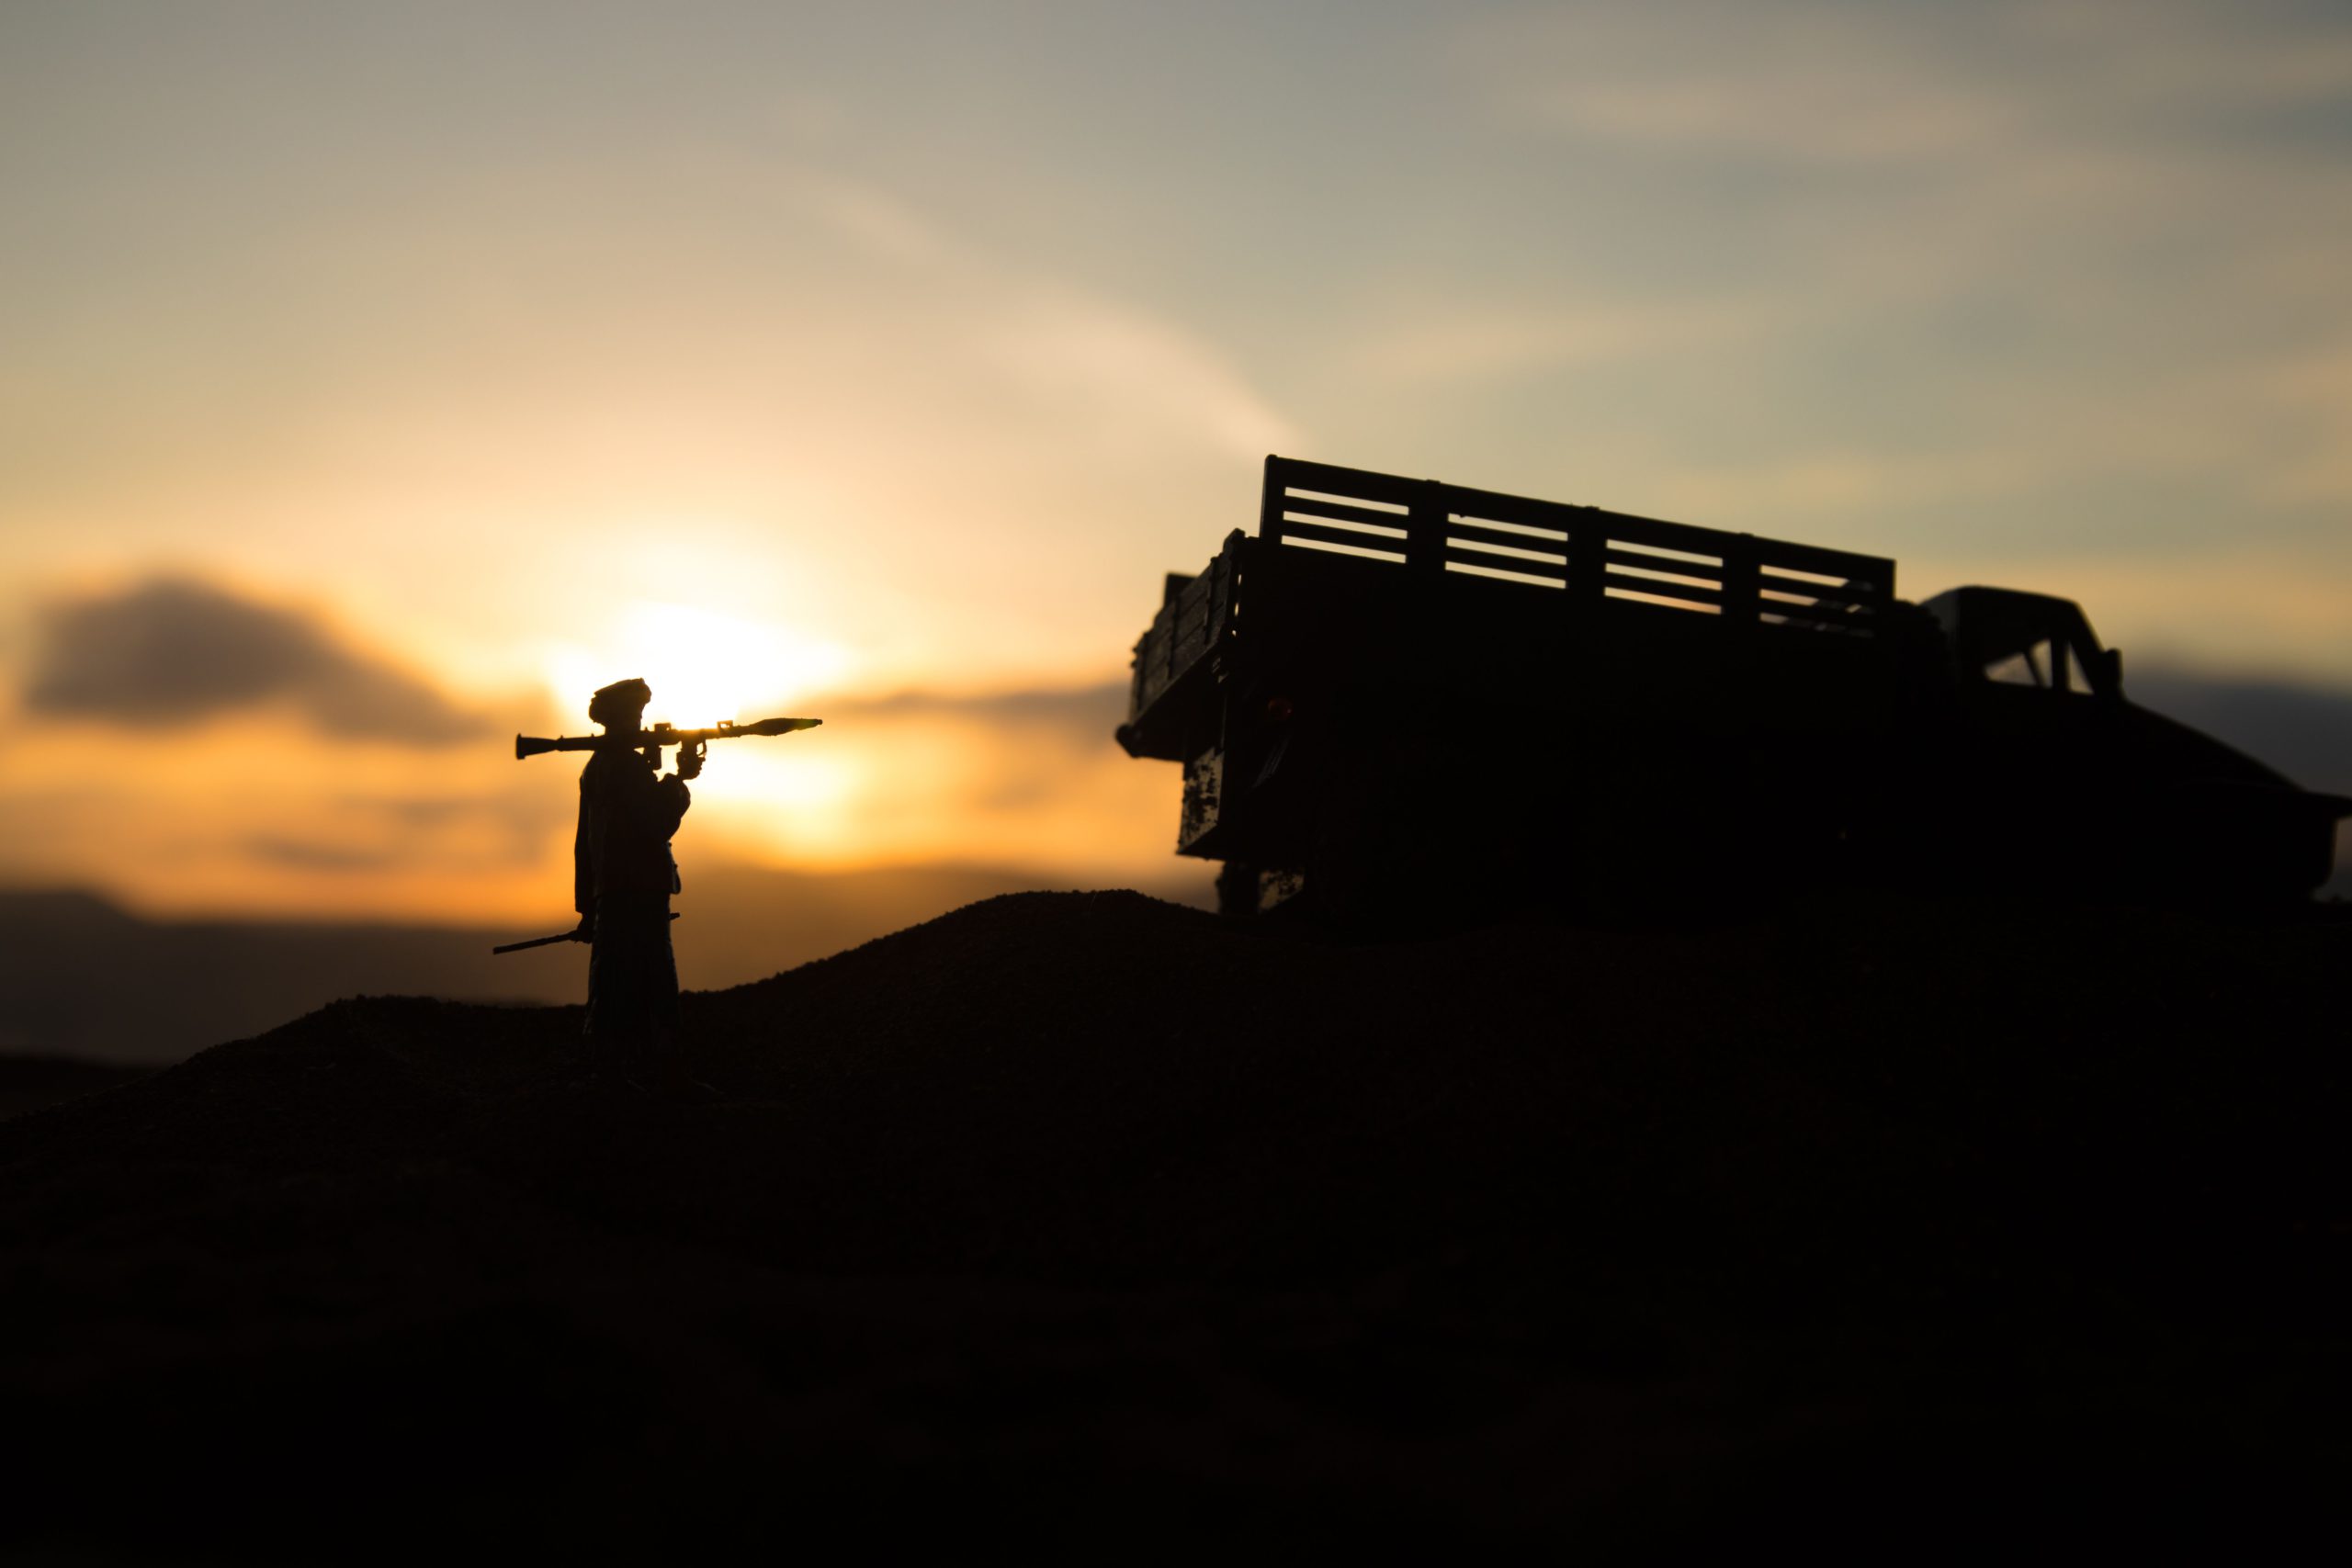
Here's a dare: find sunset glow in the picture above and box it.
[542,601,855,731]
[4,1,2349,923]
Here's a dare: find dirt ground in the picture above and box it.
[2,891,2343,1560]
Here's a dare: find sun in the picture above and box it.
[543,602,851,730]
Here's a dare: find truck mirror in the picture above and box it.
[2099,647,2123,694]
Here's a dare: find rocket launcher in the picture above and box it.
[514,716,821,761]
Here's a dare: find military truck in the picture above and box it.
[1116,456,2348,918]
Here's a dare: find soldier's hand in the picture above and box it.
[676,748,704,781]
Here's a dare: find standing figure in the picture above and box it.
[574,677,700,1083]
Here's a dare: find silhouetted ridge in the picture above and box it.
[1,890,2341,1559]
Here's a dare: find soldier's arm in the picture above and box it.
[609,753,691,839]
[652,773,690,837]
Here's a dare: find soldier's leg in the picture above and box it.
[591,896,676,1088]
[583,931,630,1081]
[645,899,684,1089]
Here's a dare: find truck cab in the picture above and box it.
[1911,587,2346,899]
[1926,588,2121,700]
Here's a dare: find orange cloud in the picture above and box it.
[26,577,490,744]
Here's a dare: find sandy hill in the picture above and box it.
[0,863,1213,1063]
[2,891,2343,1560]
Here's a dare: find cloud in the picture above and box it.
[781,165,1297,462]
[821,682,1126,728]
[1470,0,2352,168]
[238,786,573,874]
[669,675,1179,879]
[977,290,1300,459]
[2126,667,2352,796]
[24,578,488,744]
[1353,299,1778,386]
[799,173,950,268]
[2230,344,2352,505]
[241,836,398,873]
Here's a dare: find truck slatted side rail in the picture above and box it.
[1129,539,1240,727]
[1263,456,1895,637]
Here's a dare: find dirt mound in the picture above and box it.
[2,891,2343,1559]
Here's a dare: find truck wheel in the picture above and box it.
[1216,860,1259,919]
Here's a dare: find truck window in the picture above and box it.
[2062,641,2101,695]
[1984,639,2052,687]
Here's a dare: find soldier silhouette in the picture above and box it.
[575,677,698,1086]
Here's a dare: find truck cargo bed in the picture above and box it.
[1121,457,1899,763]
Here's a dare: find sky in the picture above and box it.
[5,0,2351,921]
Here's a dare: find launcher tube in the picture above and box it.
[515,716,821,760]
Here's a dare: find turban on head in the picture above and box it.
[588,678,652,725]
